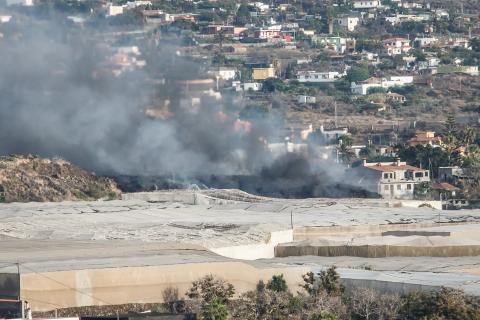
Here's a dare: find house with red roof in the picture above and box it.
[408,131,442,147]
[356,159,430,199]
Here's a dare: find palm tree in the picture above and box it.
[338,135,355,165]
[443,132,459,166]
[461,126,476,147]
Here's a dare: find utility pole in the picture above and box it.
[290,210,293,229]
[334,101,338,128]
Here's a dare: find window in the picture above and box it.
[407,184,412,190]
[415,172,423,178]
[397,184,401,190]
[384,185,389,191]
[425,171,429,177]
[384,173,389,179]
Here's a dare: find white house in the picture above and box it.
[351,76,414,95]
[297,71,344,83]
[319,125,349,143]
[312,36,356,54]
[6,0,33,6]
[125,0,152,9]
[0,15,12,23]
[108,5,125,16]
[385,14,430,25]
[353,0,381,9]
[210,67,237,81]
[382,37,412,56]
[355,159,430,199]
[414,37,438,47]
[297,95,316,104]
[233,81,263,92]
[336,16,359,32]
[253,2,270,12]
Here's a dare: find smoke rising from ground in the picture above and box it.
[0,16,376,198]
[0,18,277,176]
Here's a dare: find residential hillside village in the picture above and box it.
[0,0,479,205]
[2,1,480,319]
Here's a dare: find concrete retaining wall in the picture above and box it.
[21,262,309,312]
[275,244,480,258]
[293,222,446,240]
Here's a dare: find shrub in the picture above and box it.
[162,287,185,314]
[267,274,288,292]
[186,275,235,304]
[202,297,229,320]
[318,266,344,296]
[399,287,480,320]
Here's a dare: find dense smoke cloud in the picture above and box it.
[0,16,376,198]
[0,17,278,176]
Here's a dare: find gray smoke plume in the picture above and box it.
[0,16,278,176]
[0,14,376,198]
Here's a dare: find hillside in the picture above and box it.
[0,155,120,203]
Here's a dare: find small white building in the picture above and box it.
[414,37,438,47]
[385,14,431,26]
[383,37,411,56]
[312,36,355,54]
[253,2,270,12]
[125,0,152,9]
[233,81,263,92]
[210,67,237,81]
[6,0,33,6]
[0,15,12,23]
[108,5,125,16]
[336,16,359,32]
[297,95,316,104]
[297,71,344,83]
[351,76,414,95]
[319,125,349,143]
[353,0,381,9]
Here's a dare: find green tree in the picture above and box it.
[346,65,370,83]
[262,78,287,92]
[460,126,476,146]
[267,274,288,293]
[235,3,251,26]
[414,181,432,199]
[202,297,229,320]
[214,29,226,50]
[318,266,344,296]
[239,103,270,119]
[337,135,355,164]
[400,288,480,320]
[186,274,235,304]
[309,312,338,320]
[444,113,458,137]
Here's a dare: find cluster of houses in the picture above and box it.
[2,0,477,204]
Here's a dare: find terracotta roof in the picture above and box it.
[409,136,442,143]
[386,92,404,97]
[363,77,383,83]
[364,164,425,172]
[432,182,459,191]
[383,37,410,42]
